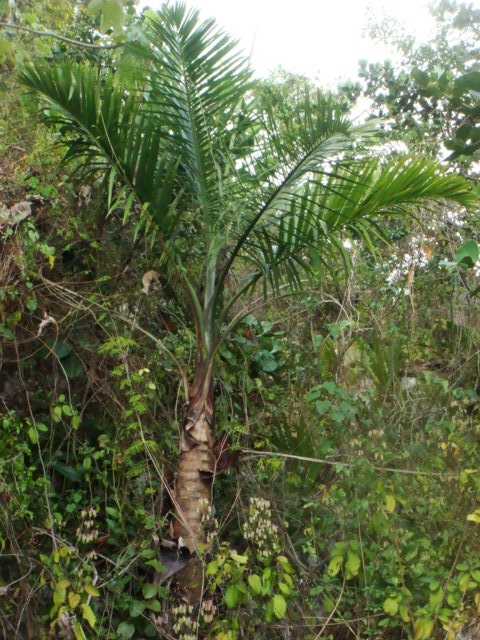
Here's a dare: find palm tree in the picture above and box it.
[20,2,476,597]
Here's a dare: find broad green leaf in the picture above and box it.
[261,578,272,596]
[145,559,164,572]
[0,35,13,57]
[385,495,396,513]
[73,620,87,640]
[0,326,14,340]
[327,555,343,577]
[87,0,125,32]
[62,404,73,417]
[345,551,361,578]
[455,239,479,268]
[225,584,238,608]
[53,583,66,605]
[272,593,287,620]
[117,622,135,639]
[83,583,100,598]
[68,592,81,609]
[315,399,331,415]
[278,581,291,595]
[454,71,480,95]
[129,600,145,617]
[414,618,434,640]
[236,582,248,595]
[26,297,37,311]
[277,556,294,573]
[142,582,157,599]
[412,68,430,88]
[458,572,470,592]
[399,604,410,623]
[49,461,82,483]
[429,587,443,608]
[145,599,161,611]
[230,552,248,564]
[248,574,262,595]
[467,510,480,523]
[323,594,334,614]
[80,603,96,629]
[265,598,274,623]
[383,597,399,616]
[471,569,480,582]
[323,381,337,394]
[283,573,293,586]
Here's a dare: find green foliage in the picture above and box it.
[18,0,476,366]
[455,239,479,268]
[360,0,480,164]
[87,0,126,33]
[205,539,296,632]
[3,2,480,639]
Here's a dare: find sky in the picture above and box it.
[136,0,458,88]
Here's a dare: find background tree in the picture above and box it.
[359,0,480,169]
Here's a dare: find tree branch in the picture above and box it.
[0,23,122,50]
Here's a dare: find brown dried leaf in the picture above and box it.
[407,266,414,285]
[141,270,160,295]
[0,201,32,228]
[422,243,434,260]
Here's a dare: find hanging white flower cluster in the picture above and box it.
[170,599,217,638]
[243,497,281,558]
[76,507,99,544]
[199,497,219,545]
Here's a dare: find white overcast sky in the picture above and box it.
[137,0,480,88]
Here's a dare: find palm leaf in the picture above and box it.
[18,2,478,347]
[225,155,476,295]
[19,62,181,233]
[128,3,253,231]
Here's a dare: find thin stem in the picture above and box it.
[217,271,261,328]
[40,275,190,402]
[13,339,57,551]
[313,578,345,640]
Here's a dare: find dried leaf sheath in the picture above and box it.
[170,359,215,595]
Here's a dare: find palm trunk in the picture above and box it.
[171,353,215,599]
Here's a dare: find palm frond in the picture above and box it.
[130,3,253,226]
[228,155,476,294]
[18,3,478,347]
[19,62,180,233]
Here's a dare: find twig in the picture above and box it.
[433,531,466,637]
[40,275,190,401]
[313,578,345,640]
[243,449,458,478]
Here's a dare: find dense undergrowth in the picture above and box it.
[2,2,480,639]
